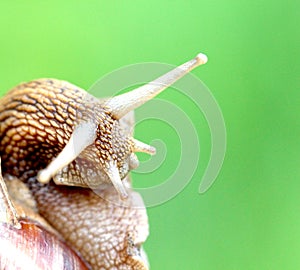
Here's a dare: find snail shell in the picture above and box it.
[0,173,90,269]
[0,219,90,270]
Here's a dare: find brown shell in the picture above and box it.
[0,219,90,270]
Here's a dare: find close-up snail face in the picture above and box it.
[0,53,207,269]
[35,53,208,199]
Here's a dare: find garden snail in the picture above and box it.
[0,53,207,269]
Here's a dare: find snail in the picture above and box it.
[0,53,207,269]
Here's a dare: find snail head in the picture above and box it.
[37,53,208,199]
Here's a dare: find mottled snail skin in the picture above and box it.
[0,53,207,269]
[27,179,149,269]
[0,79,139,198]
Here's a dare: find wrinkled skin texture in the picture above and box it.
[27,178,149,270]
[0,79,133,188]
[5,176,150,269]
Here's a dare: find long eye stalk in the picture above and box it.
[105,53,208,119]
[38,122,97,184]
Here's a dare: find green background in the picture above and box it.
[0,1,299,269]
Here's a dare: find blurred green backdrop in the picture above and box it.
[0,1,299,269]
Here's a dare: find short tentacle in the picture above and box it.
[104,161,128,200]
[129,153,139,170]
[132,139,156,155]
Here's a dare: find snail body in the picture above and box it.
[0,53,207,269]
